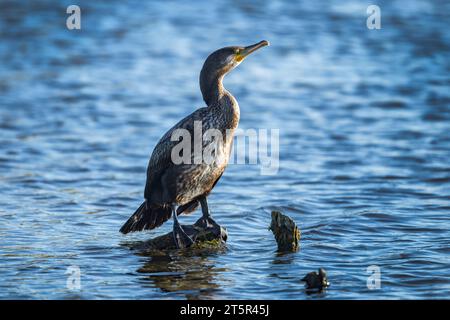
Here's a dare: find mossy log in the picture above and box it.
[269,211,301,252]
[134,223,228,251]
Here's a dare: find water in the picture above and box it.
[0,0,449,299]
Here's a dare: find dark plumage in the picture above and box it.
[120,41,269,248]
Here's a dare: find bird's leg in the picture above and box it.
[195,196,221,237]
[172,205,194,249]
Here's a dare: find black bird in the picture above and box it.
[120,41,270,248]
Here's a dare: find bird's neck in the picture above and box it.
[200,73,240,127]
[200,72,226,106]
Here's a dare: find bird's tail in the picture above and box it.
[119,201,172,234]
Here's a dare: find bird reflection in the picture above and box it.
[131,243,229,299]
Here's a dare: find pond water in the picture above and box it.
[0,0,449,299]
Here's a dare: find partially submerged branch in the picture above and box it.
[269,211,301,252]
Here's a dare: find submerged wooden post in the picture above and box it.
[269,211,301,252]
[135,223,228,251]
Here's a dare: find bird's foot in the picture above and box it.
[173,223,195,249]
[194,215,222,238]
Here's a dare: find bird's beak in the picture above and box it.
[236,40,270,62]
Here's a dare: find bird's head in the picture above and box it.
[200,40,270,104]
[202,40,270,76]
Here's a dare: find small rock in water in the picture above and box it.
[301,268,330,290]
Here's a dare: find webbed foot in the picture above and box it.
[173,222,194,249]
[194,216,222,238]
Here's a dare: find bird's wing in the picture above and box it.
[144,107,210,199]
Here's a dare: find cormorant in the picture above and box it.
[120,40,270,248]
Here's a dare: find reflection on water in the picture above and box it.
[136,252,228,300]
[124,240,229,299]
[271,252,296,266]
[1,0,450,299]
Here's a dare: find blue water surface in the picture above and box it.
[0,0,449,299]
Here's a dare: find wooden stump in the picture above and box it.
[269,210,301,252]
[134,222,228,251]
